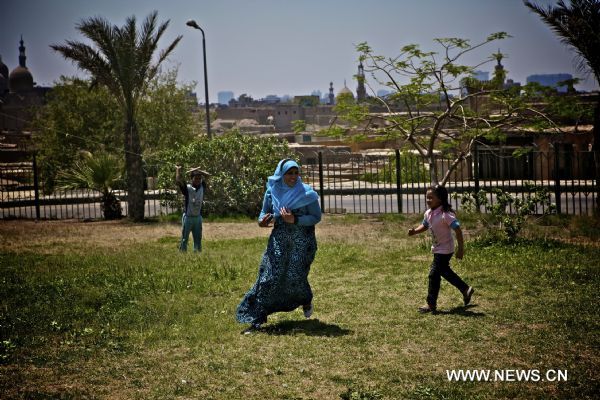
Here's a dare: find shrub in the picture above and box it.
[56,152,123,220]
[155,131,292,217]
[454,183,555,242]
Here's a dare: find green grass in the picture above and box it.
[0,218,598,399]
[157,211,258,224]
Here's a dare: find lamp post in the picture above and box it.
[186,19,212,139]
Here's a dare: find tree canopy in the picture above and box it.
[34,70,200,190]
[328,33,548,185]
[51,11,182,221]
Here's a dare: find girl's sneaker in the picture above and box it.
[463,287,475,306]
[302,303,313,318]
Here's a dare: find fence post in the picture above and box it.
[553,146,561,214]
[318,151,325,213]
[32,153,41,220]
[473,143,481,212]
[395,149,402,213]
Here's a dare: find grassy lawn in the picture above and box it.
[0,215,598,399]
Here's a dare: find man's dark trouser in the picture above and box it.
[427,253,468,308]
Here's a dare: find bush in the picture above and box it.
[454,183,555,242]
[155,131,292,217]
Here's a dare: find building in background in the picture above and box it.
[217,90,234,105]
[472,70,489,81]
[1,37,50,161]
[526,73,574,92]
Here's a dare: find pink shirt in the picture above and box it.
[422,207,460,254]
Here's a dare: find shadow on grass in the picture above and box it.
[261,319,353,337]
[436,304,485,317]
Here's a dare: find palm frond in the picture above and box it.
[53,11,182,106]
[56,152,123,195]
[524,0,600,82]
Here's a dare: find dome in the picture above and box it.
[337,79,354,98]
[337,84,355,99]
[9,65,34,92]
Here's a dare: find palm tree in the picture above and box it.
[524,0,600,212]
[51,11,182,221]
[57,152,123,220]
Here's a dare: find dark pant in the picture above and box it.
[427,253,469,308]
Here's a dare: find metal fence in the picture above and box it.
[302,148,597,216]
[1,149,598,220]
[0,157,177,220]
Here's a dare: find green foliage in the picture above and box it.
[291,119,306,134]
[51,11,183,221]
[454,184,556,242]
[345,33,526,185]
[56,152,123,219]
[34,69,199,191]
[519,81,593,130]
[137,68,202,155]
[155,131,291,217]
[524,0,600,82]
[33,77,122,191]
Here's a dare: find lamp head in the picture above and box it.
[186,20,200,29]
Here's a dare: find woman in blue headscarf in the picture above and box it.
[236,159,321,332]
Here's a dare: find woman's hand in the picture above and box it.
[280,207,295,224]
[259,213,273,227]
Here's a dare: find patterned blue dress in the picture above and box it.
[236,197,321,326]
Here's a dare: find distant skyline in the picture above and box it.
[1,0,598,101]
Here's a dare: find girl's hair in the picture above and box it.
[428,185,454,212]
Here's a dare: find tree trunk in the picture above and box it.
[124,119,145,222]
[593,95,600,215]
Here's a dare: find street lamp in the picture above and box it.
[186,19,212,139]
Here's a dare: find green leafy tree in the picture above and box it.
[33,77,121,191]
[157,131,291,217]
[332,33,550,186]
[137,68,201,157]
[34,69,199,191]
[56,152,123,220]
[51,11,182,221]
[524,0,600,212]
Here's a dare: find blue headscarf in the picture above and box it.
[267,159,319,216]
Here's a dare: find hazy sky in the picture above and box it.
[1,0,598,101]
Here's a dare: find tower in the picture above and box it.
[356,62,366,102]
[492,49,506,88]
[328,82,334,105]
[9,36,34,93]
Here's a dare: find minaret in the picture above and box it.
[9,36,34,93]
[356,62,366,102]
[18,35,27,68]
[492,49,505,88]
[328,82,334,105]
